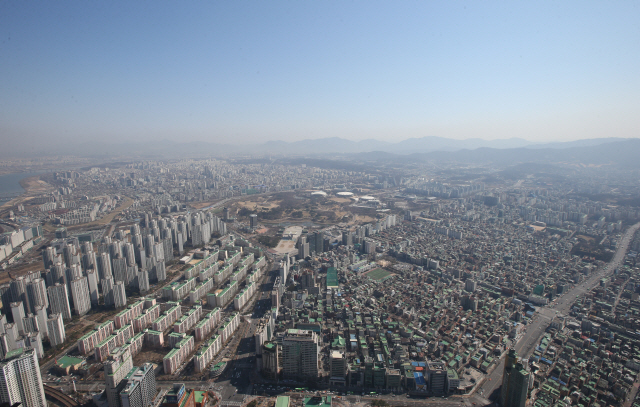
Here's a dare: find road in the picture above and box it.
[476,221,640,403]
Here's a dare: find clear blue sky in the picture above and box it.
[1,1,639,146]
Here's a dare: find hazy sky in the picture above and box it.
[1,1,639,146]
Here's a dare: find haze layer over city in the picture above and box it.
[0,3,640,407]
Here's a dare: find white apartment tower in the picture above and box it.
[0,348,46,407]
[10,302,25,335]
[46,313,65,347]
[87,269,100,305]
[70,277,91,316]
[114,281,127,308]
[105,347,133,407]
[47,283,72,320]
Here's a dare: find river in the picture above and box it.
[0,172,42,203]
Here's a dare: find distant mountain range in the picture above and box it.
[2,135,639,168]
[366,138,640,168]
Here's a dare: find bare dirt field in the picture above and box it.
[133,348,166,367]
[236,200,279,210]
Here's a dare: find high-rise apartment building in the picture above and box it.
[0,348,46,407]
[22,314,39,334]
[26,278,48,312]
[47,283,72,320]
[46,313,65,347]
[120,363,157,407]
[114,281,127,308]
[34,306,48,339]
[105,347,133,407]
[102,277,115,307]
[87,269,100,305]
[10,302,25,335]
[98,252,113,281]
[70,277,91,316]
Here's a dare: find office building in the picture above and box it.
[47,283,72,320]
[0,348,46,407]
[465,279,477,293]
[500,349,530,407]
[262,342,279,379]
[330,350,347,387]
[282,329,319,379]
[426,361,448,395]
[249,214,258,229]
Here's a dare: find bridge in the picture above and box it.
[44,384,80,407]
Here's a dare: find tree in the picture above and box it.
[370,400,388,407]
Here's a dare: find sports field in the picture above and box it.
[366,268,393,281]
[326,267,339,288]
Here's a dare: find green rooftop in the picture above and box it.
[304,396,331,407]
[4,348,25,360]
[56,355,84,368]
[193,391,206,404]
[276,396,290,407]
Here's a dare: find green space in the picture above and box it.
[326,267,339,288]
[366,268,393,281]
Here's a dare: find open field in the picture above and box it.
[65,197,135,230]
[365,268,394,281]
[133,348,166,368]
[236,200,279,210]
[273,226,303,254]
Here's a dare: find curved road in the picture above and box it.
[476,221,640,403]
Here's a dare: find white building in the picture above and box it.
[114,281,127,308]
[47,313,66,347]
[47,283,72,320]
[70,277,91,316]
[0,348,46,407]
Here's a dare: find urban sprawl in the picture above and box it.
[0,158,640,407]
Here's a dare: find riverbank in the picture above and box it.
[0,173,54,212]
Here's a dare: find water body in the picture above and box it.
[0,172,42,203]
